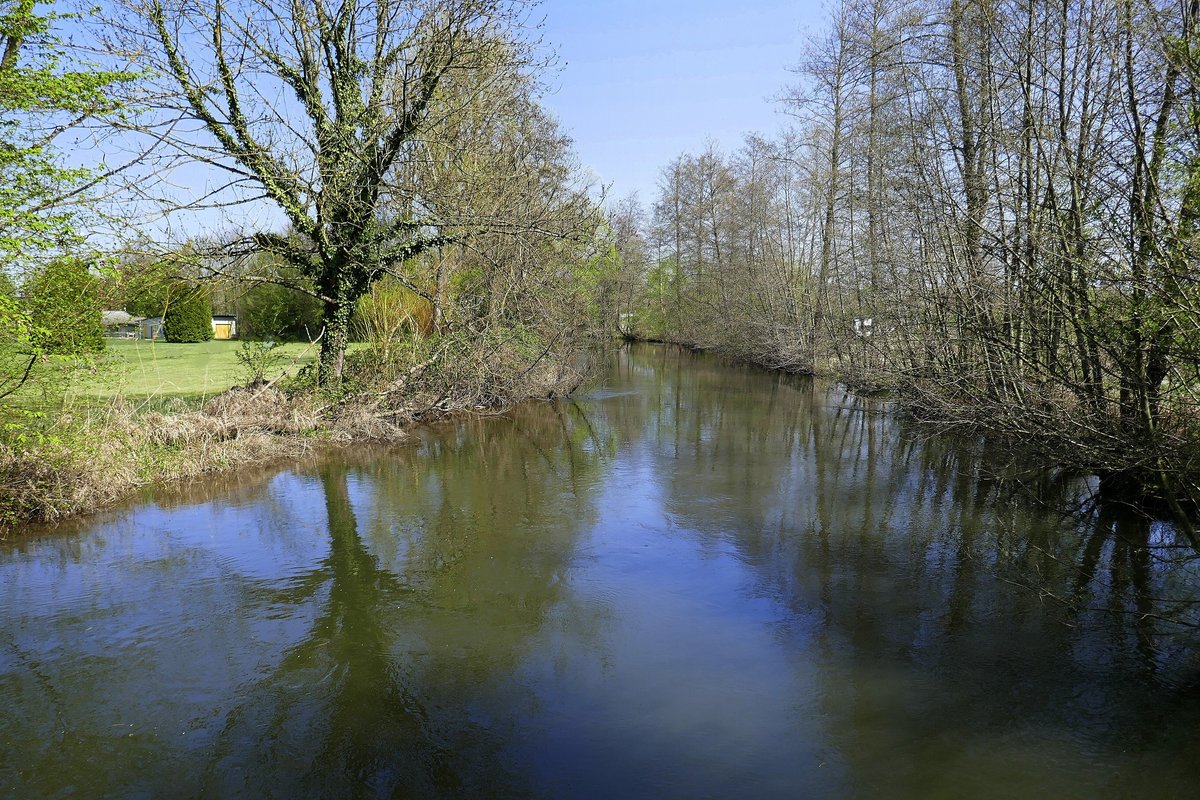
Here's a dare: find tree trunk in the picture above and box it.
[318,257,366,388]
[320,297,353,388]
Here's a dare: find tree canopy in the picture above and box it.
[0,0,131,263]
[110,0,567,384]
[0,0,133,404]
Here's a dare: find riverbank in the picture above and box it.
[0,336,587,535]
[620,331,818,378]
[623,332,1200,535]
[6,342,1198,799]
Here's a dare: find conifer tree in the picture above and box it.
[164,284,213,343]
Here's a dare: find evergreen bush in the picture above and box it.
[164,284,214,343]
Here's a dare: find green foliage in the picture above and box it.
[235,338,288,384]
[239,281,322,341]
[124,264,174,318]
[1,261,92,417]
[0,1,135,422]
[126,283,169,319]
[634,259,676,338]
[0,270,32,345]
[574,242,621,328]
[0,0,135,263]
[23,257,105,355]
[164,284,213,343]
[353,276,432,358]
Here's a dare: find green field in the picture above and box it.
[69,339,326,401]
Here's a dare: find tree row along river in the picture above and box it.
[3,344,1200,799]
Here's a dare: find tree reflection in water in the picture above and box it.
[4,344,1200,799]
[198,464,477,797]
[196,402,617,798]
[632,345,1200,796]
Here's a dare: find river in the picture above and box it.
[3,344,1200,798]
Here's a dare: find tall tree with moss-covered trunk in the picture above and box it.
[111,0,538,387]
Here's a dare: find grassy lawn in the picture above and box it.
[70,339,326,401]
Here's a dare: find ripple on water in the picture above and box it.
[3,346,1200,799]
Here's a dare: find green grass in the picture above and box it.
[69,339,326,401]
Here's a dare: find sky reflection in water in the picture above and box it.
[3,344,1200,799]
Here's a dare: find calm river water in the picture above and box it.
[4,344,1200,798]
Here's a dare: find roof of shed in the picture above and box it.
[101,311,145,326]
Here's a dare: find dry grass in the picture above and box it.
[0,387,330,531]
[0,332,591,535]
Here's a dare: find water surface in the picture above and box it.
[4,344,1200,798]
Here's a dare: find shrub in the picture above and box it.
[23,258,106,356]
[353,276,433,359]
[235,338,288,385]
[164,284,214,343]
[239,282,323,341]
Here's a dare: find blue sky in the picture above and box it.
[536,0,829,206]
[60,1,830,241]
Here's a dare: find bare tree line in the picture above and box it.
[615,0,1200,521]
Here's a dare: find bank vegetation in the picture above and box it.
[0,0,615,531]
[610,0,1200,532]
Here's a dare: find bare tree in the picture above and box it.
[635,0,1200,530]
